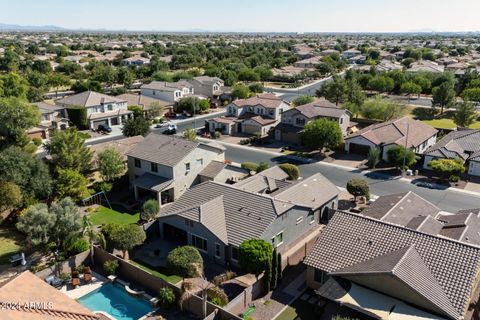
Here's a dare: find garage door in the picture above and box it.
[349,143,371,155]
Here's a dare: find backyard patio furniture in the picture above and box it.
[9,253,26,267]
[45,275,62,288]
[84,273,92,283]
[84,266,92,274]
[72,277,81,287]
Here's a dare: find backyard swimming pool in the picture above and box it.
[77,282,154,320]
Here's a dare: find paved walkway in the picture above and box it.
[60,271,107,300]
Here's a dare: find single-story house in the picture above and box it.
[345,116,438,161]
[304,210,480,320]
[423,129,480,177]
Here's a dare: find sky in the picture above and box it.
[1,0,480,33]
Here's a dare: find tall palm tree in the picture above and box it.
[82,216,106,265]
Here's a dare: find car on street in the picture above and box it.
[162,123,177,135]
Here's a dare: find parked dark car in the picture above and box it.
[97,124,112,133]
[162,124,177,135]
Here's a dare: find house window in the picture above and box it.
[231,247,239,261]
[295,118,306,126]
[296,217,304,225]
[191,234,207,252]
[134,158,141,168]
[272,231,284,247]
[215,243,221,258]
[340,117,343,124]
[185,163,191,173]
[107,104,113,111]
[196,159,203,166]
[151,162,158,173]
[152,90,156,95]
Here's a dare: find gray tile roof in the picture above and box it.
[34,101,64,113]
[330,245,459,319]
[234,174,292,195]
[438,211,480,246]
[283,99,348,119]
[361,191,441,229]
[126,133,223,167]
[231,93,286,109]
[56,91,126,107]
[141,80,193,92]
[304,211,480,319]
[198,160,227,179]
[161,181,287,247]
[425,129,480,161]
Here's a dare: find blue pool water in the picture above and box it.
[77,283,153,320]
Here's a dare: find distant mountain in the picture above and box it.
[0,23,66,31]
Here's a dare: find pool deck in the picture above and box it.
[60,271,108,300]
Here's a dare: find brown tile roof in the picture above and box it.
[346,116,437,148]
[232,93,285,109]
[56,91,126,107]
[304,211,480,320]
[89,135,143,161]
[116,93,172,109]
[284,98,348,119]
[0,271,98,320]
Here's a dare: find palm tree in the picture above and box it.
[82,216,106,265]
[179,263,211,318]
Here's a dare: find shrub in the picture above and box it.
[241,162,258,172]
[141,199,159,221]
[166,246,203,278]
[66,106,88,129]
[75,264,85,273]
[158,287,176,308]
[214,131,221,139]
[256,162,270,173]
[346,179,370,201]
[239,138,250,145]
[93,181,112,193]
[208,287,229,306]
[278,163,300,180]
[103,259,119,276]
[32,137,42,146]
[367,148,380,169]
[239,239,273,276]
[68,238,89,256]
[449,175,460,183]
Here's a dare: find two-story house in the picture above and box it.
[126,133,226,205]
[274,99,352,145]
[188,76,224,99]
[27,102,69,139]
[156,166,340,267]
[140,81,194,103]
[206,93,291,137]
[55,91,133,130]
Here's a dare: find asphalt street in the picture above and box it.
[222,143,480,212]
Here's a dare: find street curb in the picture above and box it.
[171,109,226,125]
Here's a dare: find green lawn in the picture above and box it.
[276,298,318,320]
[0,223,24,265]
[130,260,182,284]
[89,205,140,226]
[422,119,480,129]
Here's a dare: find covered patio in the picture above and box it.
[133,173,174,205]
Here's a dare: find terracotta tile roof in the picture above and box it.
[346,116,437,148]
[0,271,98,320]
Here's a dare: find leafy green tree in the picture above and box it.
[241,162,259,172]
[270,248,278,290]
[462,87,480,104]
[0,97,40,148]
[238,68,260,82]
[0,73,29,99]
[158,287,176,308]
[316,75,346,105]
[50,197,82,250]
[44,128,93,173]
[301,119,343,151]
[292,95,314,107]
[55,168,90,201]
[231,84,251,100]
[109,224,146,259]
[432,82,456,114]
[367,76,394,93]
[0,180,22,212]
[278,163,300,180]
[103,259,119,276]
[345,78,366,109]
[0,146,52,201]
[47,73,71,97]
[117,67,135,88]
[256,162,270,173]
[122,117,151,137]
[152,71,173,82]
[248,82,264,94]
[141,199,159,221]
[167,245,204,277]
[387,145,418,170]
[360,97,403,121]
[367,148,381,169]
[400,81,422,103]
[97,147,125,182]
[428,158,465,180]
[183,128,197,142]
[346,179,370,201]
[454,101,477,128]
[128,105,144,118]
[16,203,56,246]
[238,239,273,276]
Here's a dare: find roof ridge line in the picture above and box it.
[391,244,416,274]
[337,210,480,250]
[381,191,410,220]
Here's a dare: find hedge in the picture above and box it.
[166,246,203,278]
[66,106,88,129]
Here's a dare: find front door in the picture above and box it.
[237,123,242,133]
